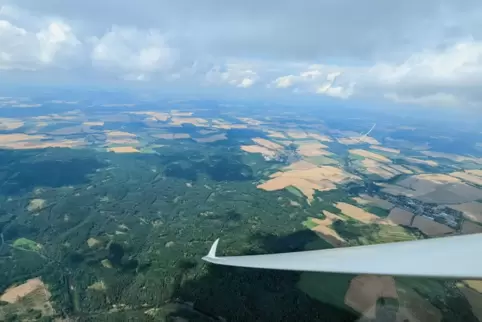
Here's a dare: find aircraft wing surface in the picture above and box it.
[203,233,482,279]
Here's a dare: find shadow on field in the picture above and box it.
[169,230,358,322]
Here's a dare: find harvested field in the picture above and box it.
[345,275,398,319]
[1,139,86,149]
[449,202,482,223]
[285,160,318,171]
[307,212,347,247]
[170,117,208,126]
[383,174,482,204]
[405,157,438,167]
[238,117,264,125]
[338,136,379,145]
[369,145,400,154]
[352,194,394,210]
[0,278,50,304]
[286,131,308,139]
[259,165,358,201]
[27,199,46,212]
[387,208,414,226]
[83,121,104,126]
[87,238,101,248]
[465,280,482,293]
[386,164,413,174]
[152,133,191,139]
[349,149,391,163]
[105,130,136,138]
[461,221,482,234]
[421,151,482,164]
[194,133,227,143]
[252,138,284,150]
[412,216,455,236]
[360,159,398,179]
[0,118,24,130]
[266,131,286,139]
[108,146,140,153]
[128,111,170,121]
[450,171,482,186]
[241,145,276,157]
[0,133,45,143]
[335,202,393,224]
[307,133,332,142]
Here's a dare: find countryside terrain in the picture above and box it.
[1,93,482,321]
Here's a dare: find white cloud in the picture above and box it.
[0,12,80,71]
[271,66,354,99]
[90,26,178,81]
[205,63,258,88]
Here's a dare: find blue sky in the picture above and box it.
[1,0,482,108]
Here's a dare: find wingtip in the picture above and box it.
[203,238,220,261]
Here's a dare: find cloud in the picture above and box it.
[0,6,81,70]
[1,1,482,107]
[205,63,259,88]
[90,26,178,81]
[271,66,353,99]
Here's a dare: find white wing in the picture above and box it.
[203,233,482,279]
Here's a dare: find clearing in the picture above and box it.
[27,199,46,212]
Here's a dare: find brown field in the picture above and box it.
[108,146,140,153]
[369,145,400,154]
[338,136,380,145]
[309,216,346,247]
[285,160,318,171]
[170,117,208,126]
[421,150,482,164]
[335,202,394,225]
[465,280,482,293]
[349,149,391,163]
[83,121,104,126]
[361,158,398,179]
[0,133,45,143]
[152,133,191,139]
[460,286,482,321]
[87,238,101,248]
[0,118,24,130]
[128,111,170,121]
[0,278,50,304]
[252,138,284,150]
[461,221,482,234]
[238,117,264,125]
[194,133,227,143]
[266,131,286,139]
[387,208,414,226]
[450,171,482,186]
[412,216,455,236]
[105,130,136,138]
[384,174,482,204]
[352,194,394,210]
[27,199,46,212]
[307,133,333,142]
[241,145,276,157]
[214,123,249,129]
[345,275,398,319]
[449,202,482,223]
[404,157,438,167]
[259,165,358,201]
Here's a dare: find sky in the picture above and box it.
[1,0,482,108]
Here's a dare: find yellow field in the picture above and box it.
[252,138,284,150]
[369,145,400,154]
[335,202,394,225]
[309,216,346,247]
[108,146,140,153]
[450,171,482,186]
[349,149,391,163]
[258,166,358,201]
